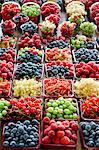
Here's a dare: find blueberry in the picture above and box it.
[8,122,15,129]
[29,142,36,146]
[10,141,16,147]
[85,124,91,131]
[87,141,94,147]
[3,141,9,147]
[4,132,10,137]
[80,122,86,129]
[24,120,31,126]
[90,122,97,129]
[26,138,32,143]
[23,134,29,140]
[7,137,12,141]
[32,119,39,125]
[11,133,14,138]
[11,128,17,134]
[83,130,89,136]
[18,143,24,147]
[18,126,24,133]
[34,133,39,138]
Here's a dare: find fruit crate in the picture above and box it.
[80,100,99,122]
[0,120,41,150]
[80,122,99,150]
[16,49,44,64]
[45,62,76,79]
[41,121,79,150]
[11,78,43,98]
[43,78,74,98]
[0,80,12,98]
[13,63,44,80]
[44,97,80,122]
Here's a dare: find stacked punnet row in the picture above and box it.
[0,0,99,150]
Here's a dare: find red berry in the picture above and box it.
[42,136,51,144]
[48,130,55,138]
[56,130,65,138]
[51,123,58,130]
[60,136,70,145]
[43,117,50,124]
[65,130,72,138]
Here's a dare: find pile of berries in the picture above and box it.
[3,120,39,147]
[20,21,38,34]
[46,61,74,78]
[47,40,70,49]
[0,48,16,63]
[17,47,43,63]
[44,77,73,97]
[80,121,99,147]
[15,63,43,79]
[0,36,17,48]
[0,61,14,80]
[13,13,29,27]
[45,14,60,25]
[2,20,16,36]
[81,94,99,119]
[46,47,71,62]
[0,79,11,97]
[41,2,60,19]
[0,98,11,119]
[42,118,79,145]
[74,61,99,78]
[45,97,78,119]
[13,78,42,97]
[1,2,21,20]
[90,2,99,20]
[85,0,98,10]
[10,97,42,120]
[74,78,99,97]
[18,33,42,49]
[74,48,99,62]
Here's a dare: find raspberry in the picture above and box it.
[60,136,70,145]
[56,131,65,138]
[71,134,77,141]
[53,137,60,144]
[44,127,51,135]
[57,124,65,131]
[71,123,79,131]
[65,130,72,138]
[42,136,51,144]
[51,123,58,130]
[43,117,50,124]
[48,130,55,138]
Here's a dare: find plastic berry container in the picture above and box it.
[44,97,80,122]
[80,100,99,122]
[1,2,21,21]
[45,62,75,79]
[41,121,79,149]
[17,49,44,64]
[45,48,72,63]
[22,2,41,24]
[0,80,12,98]
[1,120,41,150]
[2,23,16,37]
[43,78,74,98]
[80,122,99,150]
[13,63,44,80]
[12,78,43,98]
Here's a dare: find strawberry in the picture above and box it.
[49,119,55,125]
[42,136,51,144]
[56,131,65,138]
[60,136,70,145]
[70,139,76,145]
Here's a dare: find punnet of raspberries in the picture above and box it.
[42,117,79,145]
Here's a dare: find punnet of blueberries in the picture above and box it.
[3,119,39,148]
[15,62,43,79]
[18,47,43,63]
[47,40,70,49]
[86,41,96,49]
[80,121,99,147]
[20,21,38,34]
[74,48,99,62]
